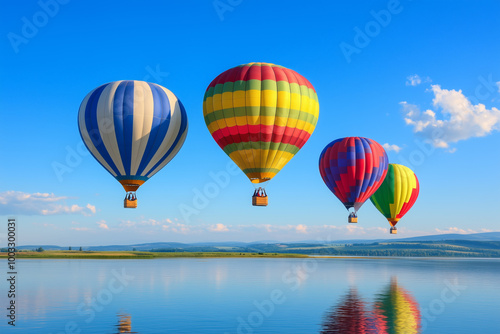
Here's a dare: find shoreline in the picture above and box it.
[0,251,309,259]
[1,251,498,259]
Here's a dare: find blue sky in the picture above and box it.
[1,0,499,246]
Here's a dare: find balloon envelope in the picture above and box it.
[78,80,188,195]
[370,164,419,227]
[319,137,388,212]
[203,62,319,184]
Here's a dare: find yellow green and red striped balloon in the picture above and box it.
[370,164,419,227]
[203,62,319,184]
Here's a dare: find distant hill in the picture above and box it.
[392,232,500,242]
[9,232,500,257]
[299,232,500,244]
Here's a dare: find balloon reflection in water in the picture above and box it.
[320,288,376,333]
[114,313,138,334]
[373,278,421,334]
[321,279,421,333]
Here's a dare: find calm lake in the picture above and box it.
[1,257,499,333]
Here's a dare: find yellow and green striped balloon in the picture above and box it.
[370,164,419,227]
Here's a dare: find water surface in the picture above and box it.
[1,257,499,333]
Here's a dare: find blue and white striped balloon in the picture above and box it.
[78,80,188,199]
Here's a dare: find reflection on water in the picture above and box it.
[114,313,138,334]
[5,258,499,333]
[320,288,373,333]
[374,278,421,334]
[321,278,421,334]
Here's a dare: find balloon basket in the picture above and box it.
[390,227,397,234]
[124,199,137,209]
[252,196,268,206]
[348,217,358,223]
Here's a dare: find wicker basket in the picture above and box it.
[348,217,358,223]
[124,199,137,208]
[252,196,268,206]
[390,227,398,234]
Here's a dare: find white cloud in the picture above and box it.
[118,218,190,233]
[209,223,229,232]
[346,225,365,234]
[0,191,96,216]
[295,224,308,234]
[97,220,109,230]
[71,227,90,232]
[120,219,162,227]
[162,223,190,234]
[402,84,500,149]
[86,204,96,214]
[406,74,422,86]
[435,227,478,234]
[120,220,136,228]
[382,143,402,153]
[109,221,427,240]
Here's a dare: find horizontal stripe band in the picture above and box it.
[223,142,300,155]
[204,81,317,99]
[204,107,318,127]
[204,91,318,115]
[243,168,281,174]
[115,175,150,181]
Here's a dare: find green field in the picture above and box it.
[0,251,309,259]
[3,239,499,258]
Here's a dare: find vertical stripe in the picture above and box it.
[146,88,188,177]
[113,81,129,175]
[136,83,171,175]
[96,81,126,175]
[122,82,135,175]
[78,87,118,177]
[130,81,154,175]
[143,87,188,177]
[140,85,179,175]
[84,84,121,176]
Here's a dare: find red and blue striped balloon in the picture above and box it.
[319,137,388,212]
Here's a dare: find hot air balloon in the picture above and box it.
[319,137,388,223]
[203,62,319,206]
[78,80,188,208]
[373,278,421,334]
[370,164,419,234]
